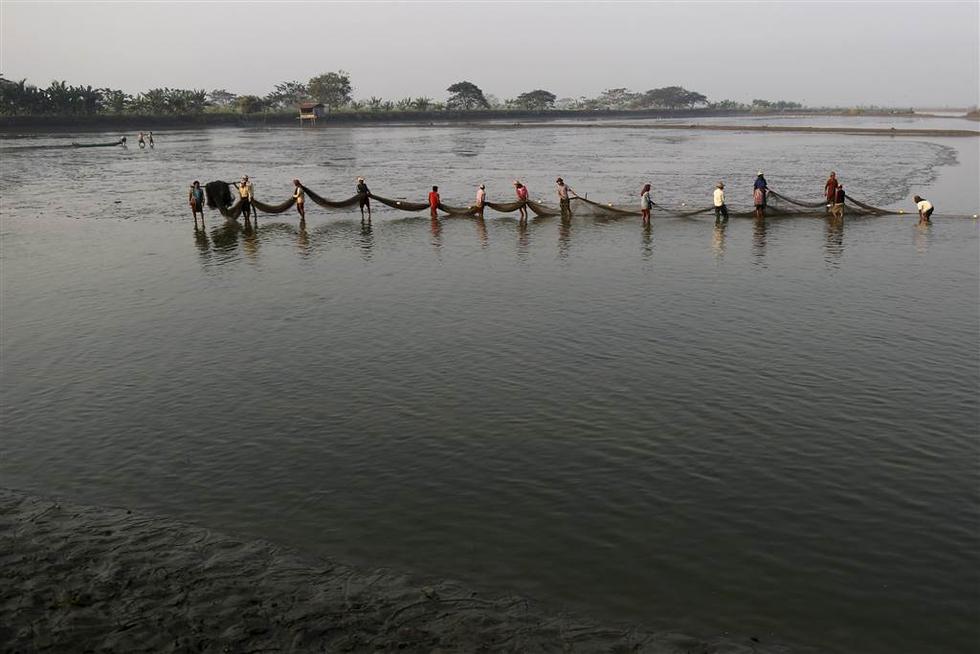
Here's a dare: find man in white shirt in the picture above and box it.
[556,177,577,219]
[913,195,934,224]
[713,181,728,223]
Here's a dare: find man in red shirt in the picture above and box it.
[824,172,839,212]
[428,186,440,219]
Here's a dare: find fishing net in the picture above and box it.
[201,182,900,220]
[205,181,233,209]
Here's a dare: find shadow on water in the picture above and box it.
[823,216,845,267]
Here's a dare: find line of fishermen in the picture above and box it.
[187,172,935,227]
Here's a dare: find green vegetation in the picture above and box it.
[0,71,808,117]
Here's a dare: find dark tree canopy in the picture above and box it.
[308,71,352,109]
[639,86,708,109]
[446,81,490,110]
[265,81,309,110]
[513,89,557,110]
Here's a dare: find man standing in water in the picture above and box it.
[824,171,839,212]
[148,132,155,148]
[475,184,487,217]
[236,176,254,220]
[556,177,577,218]
[293,179,306,220]
[189,180,205,226]
[713,181,728,223]
[356,177,371,220]
[753,171,768,219]
[137,132,145,149]
[428,186,441,219]
[514,181,529,222]
[913,195,934,224]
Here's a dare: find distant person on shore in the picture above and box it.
[137,132,145,149]
[514,181,529,221]
[913,195,934,224]
[824,171,839,211]
[189,180,205,225]
[831,184,845,219]
[236,176,254,220]
[356,177,371,220]
[428,185,440,219]
[293,179,306,219]
[640,183,653,224]
[148,132,155,148]
[556,177,577,218]
[475,184,487,217]
[753,171,768,218]
[713,181,728,223]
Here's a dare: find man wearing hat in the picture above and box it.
[713,181,728,223]
[356,177,371,220]
[753,171,768,219]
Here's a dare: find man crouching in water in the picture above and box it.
[913,195,934,225]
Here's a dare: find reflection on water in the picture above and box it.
[430,217,442,250]
[712,221,727,260]
[473,216,489,248]
[824,216,845,267]
[752,217,768,265]
[516,219,530,261]
[358,219,374,261]
[642,221,653,260]
[297,218,311,257]
[558,216,572,259]
[914,221,932,254]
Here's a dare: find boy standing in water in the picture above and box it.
[137,132,145,149]
[753,171,768,219]
[475,184,487,217]
[428,186,440,219]
[913,195,934,224]
[832,184,845,219]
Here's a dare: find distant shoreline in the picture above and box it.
[0,107,974,134]
[0,487,793,653]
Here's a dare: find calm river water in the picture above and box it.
[1,117,978,653]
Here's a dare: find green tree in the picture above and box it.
[412,97,432,111]
[512,89,557,110]
[265,80,308,110]
[308,71,352,109]
[208,89,238,108]
[446,81,490,110]
[639,86,708,109]
[236,95,264,114]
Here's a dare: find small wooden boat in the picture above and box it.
[70,138,126,148]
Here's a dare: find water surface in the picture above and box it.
[1,118,978,654]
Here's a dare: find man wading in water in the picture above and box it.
[293,179,306,220]
[753,171,769,219]
[189,180,205,227]
[356,177,371,221]
[824,171,839,213]
[713,181,728,223]
[556,177,577,219]
[236,176,254,220]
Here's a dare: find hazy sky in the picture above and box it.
[2,1,978,107]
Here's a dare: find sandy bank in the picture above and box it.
[476,123,979,138]
[0,488,792,653]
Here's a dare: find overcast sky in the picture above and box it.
[2,1,978,107]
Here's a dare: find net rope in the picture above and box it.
[202,182,904,220]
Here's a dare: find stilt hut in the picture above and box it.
[299,102,326,126]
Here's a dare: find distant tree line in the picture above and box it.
[0,72,803,117]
